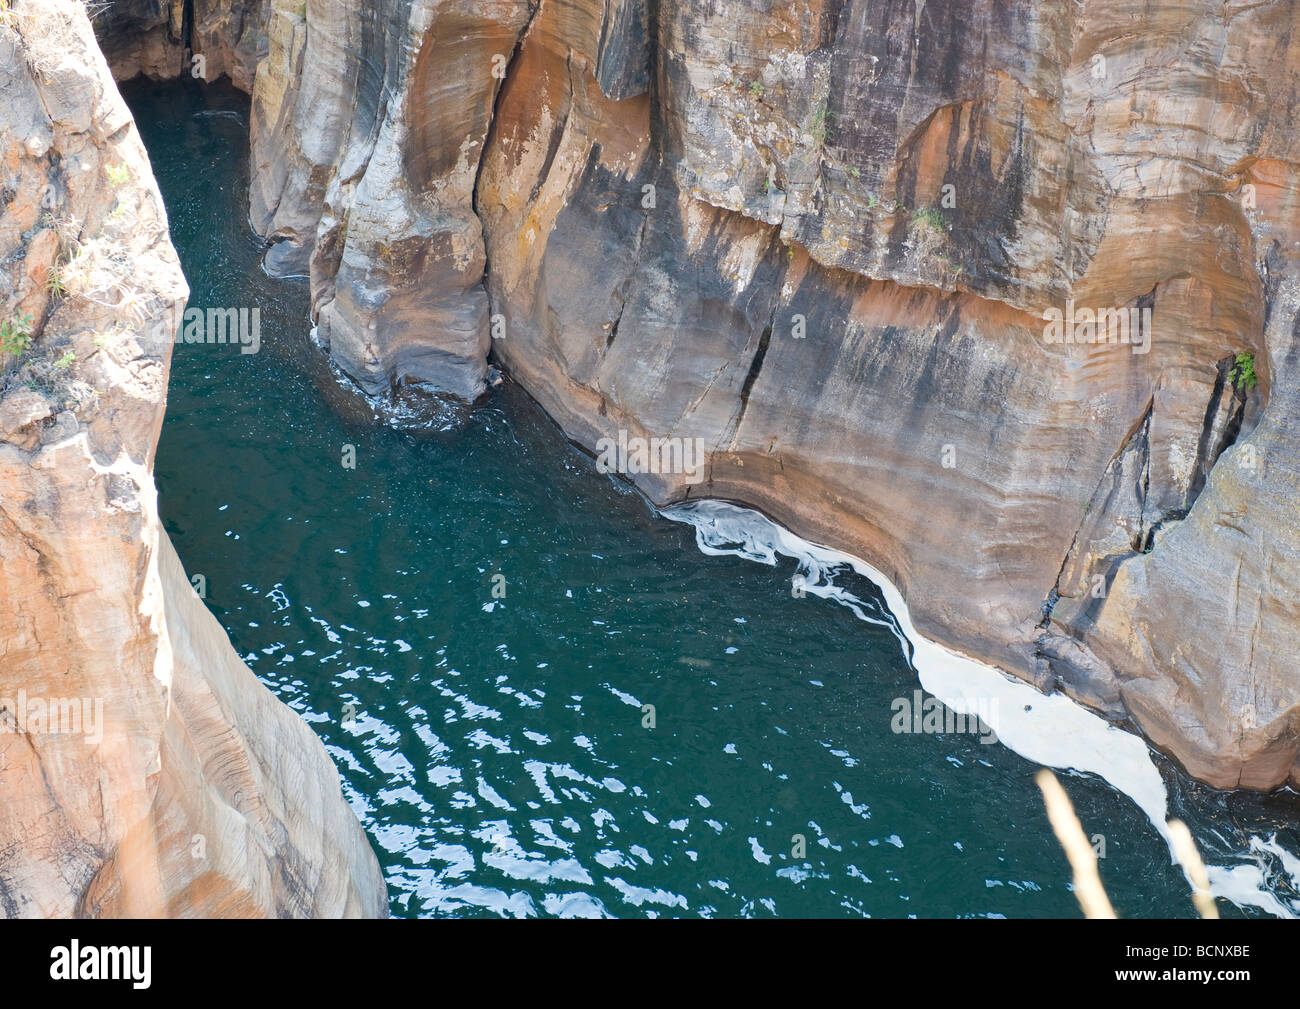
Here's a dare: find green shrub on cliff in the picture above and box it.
[1,313,34,358]
[1229,351,1257,391]
[105,162,130,188]
[911,206,946,234]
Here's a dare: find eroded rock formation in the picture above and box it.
[96,0,271,90]
[91,0,1300,792]
[0,0,385,917]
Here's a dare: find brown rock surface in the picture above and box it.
[246,0,535,399]
[0,0,385,917]
[473,0,1299,790]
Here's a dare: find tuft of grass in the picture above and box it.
[1,313,35,358]
[1229,351,1257,391]
[43,212,82,249]
[46,262,66,299]
[52,349,75,370]
[911,205,946,233]
[105,163,130,188]
[848,166,860,180]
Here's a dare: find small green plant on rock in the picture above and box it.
[748,80,765,99]
[911,205,946,234]
[1229,351,1257,391]
[105,163,130,188]
[810,102,830,143]
[1,313,34,358]
[46,262,66,299]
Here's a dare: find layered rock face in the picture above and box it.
[0,0,385,917]
[241,0,537,401]
[101,0,1300,791]
[476,0,1297,793]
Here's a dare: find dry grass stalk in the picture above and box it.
[1036,768,1117,919]
[1167,819,1220,919]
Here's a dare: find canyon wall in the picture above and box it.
[0,0,386,917]
[101,0,1300,791]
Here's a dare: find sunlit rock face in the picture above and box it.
[1,0,386,917]
[239,0,535,401]
[95,0,1300,791]
[474,0,1296,791]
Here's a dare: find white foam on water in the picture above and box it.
[662,498,1298,919]
[1206,865,1294,919]
[1215,836,1300,918]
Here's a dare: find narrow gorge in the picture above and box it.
[1,0,1298,919]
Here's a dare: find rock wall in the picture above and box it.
[96,0,271,91]
[0,0,386,917]
[249,0,535,401]
[475,0,1298,792]
[97,0,1300,791]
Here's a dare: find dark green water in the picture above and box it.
[127,79,1300,918]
